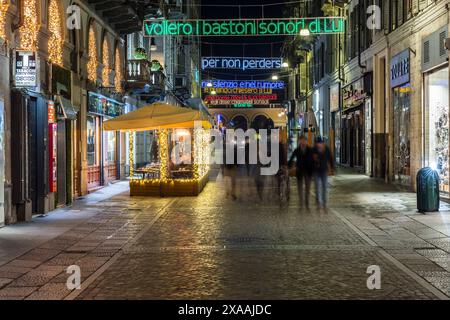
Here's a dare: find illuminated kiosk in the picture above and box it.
[103,103,211,197]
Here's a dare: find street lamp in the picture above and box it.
[300,29,310,37]
[211,90,217,95]
[150,38,157,51]
[271,75,279,80]
[282,62,289,68]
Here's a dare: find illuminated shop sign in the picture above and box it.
[343,78,367,111]
[144,17,345,37]
[203,87,273,94]
[205,94,277,106]
[233,103,253,108]
[390,49,410,88]
[201,80,285,89]
[202,57,283,70]
[88,92,123,118]
[15,51,37,87]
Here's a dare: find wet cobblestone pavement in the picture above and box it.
[1,169,450,299]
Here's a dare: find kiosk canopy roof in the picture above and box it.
[103,102,211,131]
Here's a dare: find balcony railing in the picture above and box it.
[126,60,166,93]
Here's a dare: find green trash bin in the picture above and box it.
[416,167,440,213]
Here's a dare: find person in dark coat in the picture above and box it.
[288,135,313,209]
[311,137,334,210]
[222,137,238,201]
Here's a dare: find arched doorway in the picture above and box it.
[229,115,248,131]
[251,115,274,130]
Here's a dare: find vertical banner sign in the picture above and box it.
[330,83,340,112]
[48,100,57,193]
[48,100,56,124]
[15,51,37,87]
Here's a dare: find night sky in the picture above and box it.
[200,0,290,81]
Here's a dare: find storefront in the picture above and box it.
[52,65,77,207]
[422,26,449,196]
[424,66,449,195]
[11,89,49,218]
[390,49,411,186]
[341,74,371,171]
[329,83,340,163]
[87,92,123,191]
[0,95,5,226]
[8,49,48,219]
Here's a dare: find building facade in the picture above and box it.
[284,0,449,194]
[0,0,201,226]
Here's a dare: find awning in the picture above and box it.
[103,102,212,132]
[56,95,78,120]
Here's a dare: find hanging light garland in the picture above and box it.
[87,25,98,83]
[129,131,134,178]
[48,0,63,66]
[0,0,10,40]
[19,0,39,50]
[114,47,123,92]
[102,38,109,86]
[158,129,168,182]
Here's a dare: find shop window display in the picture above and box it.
[425,67,449,195]
[169,129,194,179]
[106,131,116,163]
[393,83,411,185]
[87,116,97,166]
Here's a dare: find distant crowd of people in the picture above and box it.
[221,135,334,211]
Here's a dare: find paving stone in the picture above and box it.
[3,171,450,299]
[0,286,38,298]
[0,278,13,288]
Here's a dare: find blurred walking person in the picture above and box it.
[277,141,290,203]
[311,137,334,210]
[288,136,312,209]
[222,137,238,201]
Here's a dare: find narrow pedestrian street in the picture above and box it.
[1,170,450,300]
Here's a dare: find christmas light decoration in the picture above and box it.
[48,0,63,66]
[129,132,134,177]
[87,25,98,83]
[158,129,168,182]
[194,127,210,179]
[129,128,209,190]
[102,38,109,86]
[19,0,39,50]
[114,47,123,92]
[0,0,10,40]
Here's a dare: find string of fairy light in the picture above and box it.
[87,25,98,83]
[19,0,39,50]
[102,38,110,86]
[115,47,123,92]
[48,0,63,66]
[158,129,168,182]
[0,0,9,40]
